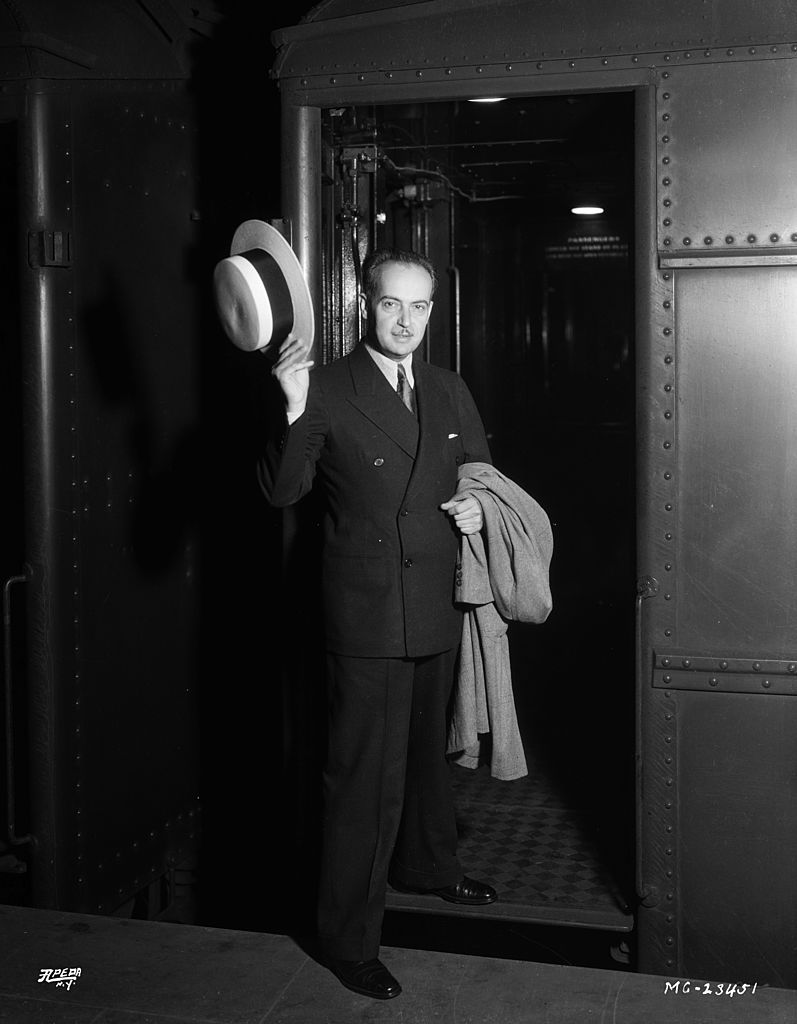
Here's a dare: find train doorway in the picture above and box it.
[320,91,636,958]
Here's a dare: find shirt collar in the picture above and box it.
[364,343,414,389]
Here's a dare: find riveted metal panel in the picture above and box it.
[676,691,797,985]
[658,59,797,255]
[674,267,797,652]
[274,0,797,83]
[19,80,202,914]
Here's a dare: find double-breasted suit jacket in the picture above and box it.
[260,342,491,657]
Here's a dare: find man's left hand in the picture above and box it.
[440,492,483,535]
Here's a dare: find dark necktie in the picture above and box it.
[396,362,416,416]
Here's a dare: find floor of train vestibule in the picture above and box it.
[3,904,795,1024]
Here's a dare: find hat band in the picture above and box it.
[240,248,294,346]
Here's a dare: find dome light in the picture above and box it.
[571,205,605,215]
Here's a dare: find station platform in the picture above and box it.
[1,904,794,1024]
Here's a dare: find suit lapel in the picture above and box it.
[346,344,419,458]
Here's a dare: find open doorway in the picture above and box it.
[321,89,636,960]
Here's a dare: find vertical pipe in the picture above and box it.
[280,96,322,359]
[19,88,61,908]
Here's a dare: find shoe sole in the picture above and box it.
[337,978,402,1000]
[433,892,497,905]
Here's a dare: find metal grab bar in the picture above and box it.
[3,572,32,847]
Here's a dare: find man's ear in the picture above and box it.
[427,299,434,321]
[358,293,368,320]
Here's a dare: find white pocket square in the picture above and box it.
[448,433,459,439]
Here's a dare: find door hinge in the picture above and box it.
[28,230,73,268]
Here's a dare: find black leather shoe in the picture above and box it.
[326,958,402,999]
[432,876,497,905]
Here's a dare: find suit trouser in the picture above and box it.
[317,648,462,961]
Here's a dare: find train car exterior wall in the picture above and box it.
[271,0,797,987]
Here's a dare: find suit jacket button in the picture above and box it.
[404,558,413,568]
[373,457,384,466]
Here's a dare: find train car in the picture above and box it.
[268,0,797,988]
[2,0,796,995]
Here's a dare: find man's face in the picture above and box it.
[362,261,434,360]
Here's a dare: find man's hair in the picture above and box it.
[361,248,438,306]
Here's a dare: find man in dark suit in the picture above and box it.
[260,248,496,1000]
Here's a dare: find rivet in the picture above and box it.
[762,679,771,688]
[358,73,365,81]
[788,663,797,673]
[505,63,513,71]
[666,781,673,789]
[665,735,672,744]
[662,113,670,121]
[663,441,672,449]
[663,674,672,683]
[771,47,778,53]
[719,660,728,670]
[663,272,672,280]
[664,593,672,600]
[569,61,576,68]
[665,504,673,511]
[709,677,718,686]
[662,177,671,186]
[665,799,673,806]
[684,51,692,59]
[666,869,673,878]
[663,300,672,309]
[664,54,671,61]
[476,66,483,73]
[664,384,673,392]
[752,661,761,671]
[682,658,691,668]
[683,237,692,246]
[536,62,543,69]
[329,77,336,84]
[727,48,734,56]
[664,629,673,637]
[749,47,756,55]
[664,410,673,419]
[770,233,780,243]
[663,237,672,246]
[665,532,673,540]
[662,71,670,78]
[386,71,393,78]
[666,959,675,968]
[704,236,713,245]
[704,49,711,57]
[792,234,797,242]
[663,198,672,207]
[662,135,670,143]
[725,235,735,244]
[793,44,797,52]
[663,156,670,164]
[665,562,672,570]
[663,217,672,227]
[662,658,671,667]
[446,68,453,75]
[633,56,639,64]
[665,936,674,945]
[663,327,672,336]
[602,58,608,65]
[665,847,673,856]
[416,70,423,77]
[747,234,757,243]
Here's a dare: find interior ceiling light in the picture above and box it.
[468,96,507,103]
[571,205,605,215]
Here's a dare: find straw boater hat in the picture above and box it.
[213,220,314,354]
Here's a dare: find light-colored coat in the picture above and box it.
[447,462,553,780]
